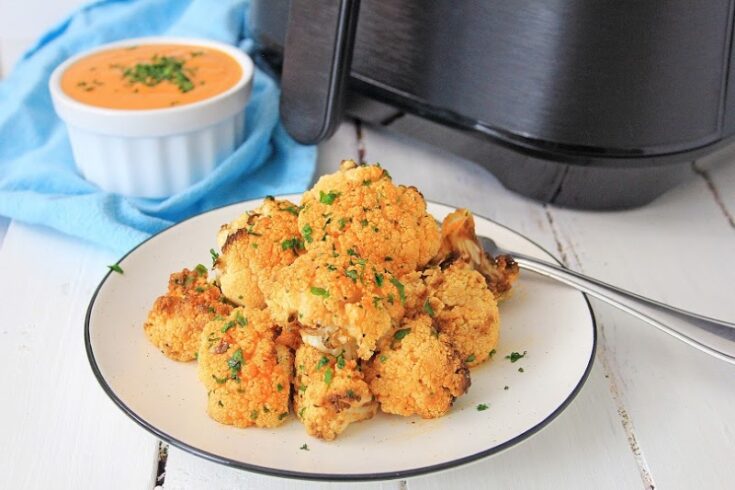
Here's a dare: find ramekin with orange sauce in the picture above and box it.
[49,37,254,198]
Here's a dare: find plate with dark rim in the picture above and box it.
[85,197,595,481]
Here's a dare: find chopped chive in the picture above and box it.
[302,224,313,243]
[423,298,435,317]
[316,356,330,370]
[221,321,236,333]
[324,367,333,385]
[390,277,406,304]
[310,287,329,298]
[107,264,124,274]
[319,190,340,205]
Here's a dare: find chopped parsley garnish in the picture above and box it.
[281,237,304,253]
[379,354,388,363]
[227,348,244,380]
[300,443,309,451]
[221,321,236,333]
[278,412,288,421]
[319,190,341,205]
[276,383,283,392]
[299,407,307,418]
[346,389,358,399]
[344,269,359,282]
[394,328,411,340]
[489,349,497,358]
[310,286,329,298]
[194,263,208,276]
[324,367,334,385]
[390,277,406,304]
[212,374,228,384]
[387,293,395,304]
[250,410,259,420]
[476,403,489,411]
[347,248,359,256]
[423,298,435,317]
[506,351,527,363]
[337,217,348,230]
[299,384,308,393]
[210,248,219,266]
[374,272,384,287]
[107,263,124,274]
[518,367,525,373]
[465,354,476,363]
[236,312,248,327]
[122,55,194,93]
[326,264,337,271]
[302,224,313,243]
[336,352,346,369]
[360,219,369,227]
[316,356,329,370]
[246,225,262,236]
[372,296,383,308]
[195,286,205,293]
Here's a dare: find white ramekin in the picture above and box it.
[49,37,254,198]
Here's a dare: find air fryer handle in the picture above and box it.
[280,0,360,144]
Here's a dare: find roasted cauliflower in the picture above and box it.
[197,307,293,428]
[215,197,304,309]
[433,208,519,301]
[364,314,470,418]
[143,266,232,361]
[299,160,440,275]
[267,249,406,360]
[293,344,377,440]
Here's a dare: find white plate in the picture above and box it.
[85,197,596,481]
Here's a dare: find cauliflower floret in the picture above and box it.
[299,160,440,275]
[215,197,304,308]
[433,208,519,301]
[267,250,406,360]
[198,307,293,428]
[424,263,500,368]
[144,266,232,361]
[364,314,470,418]
[293,344,377,440]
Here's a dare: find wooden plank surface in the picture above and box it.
[0,222,159,489]
[547,165,735,489]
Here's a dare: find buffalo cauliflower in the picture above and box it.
[364,314,470,418]
[197,307,293,428]
[433,208,519,301]
[144,266,232,361]
[299,160,440,275]
[293,344,377,440]
[267,249,406,360]
[215,197,304,309]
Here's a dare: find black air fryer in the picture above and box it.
[249,0,735,209]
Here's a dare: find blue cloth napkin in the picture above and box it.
[0,0,316,254]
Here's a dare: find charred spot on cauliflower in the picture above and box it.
[198,307,292,428]
[267,250,405,360]
[424,263,500,368]
[365,314,470,418]
[293,344,377,440]
[143,267,231,361]
[433,208,519,300]
[299,160,440,275]
[215,197,305,308]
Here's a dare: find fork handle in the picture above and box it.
[513,255,735,365]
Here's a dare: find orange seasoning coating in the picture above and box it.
[61,44,242,109]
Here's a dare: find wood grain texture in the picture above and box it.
[0,221,159,489]
[546,171,735,490]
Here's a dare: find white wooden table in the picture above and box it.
[1,120,734,489]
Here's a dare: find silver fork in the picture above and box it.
[479,235,735,365]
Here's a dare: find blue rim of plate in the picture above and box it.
[84,197,597,482]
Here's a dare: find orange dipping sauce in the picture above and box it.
[61,44,243,110]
